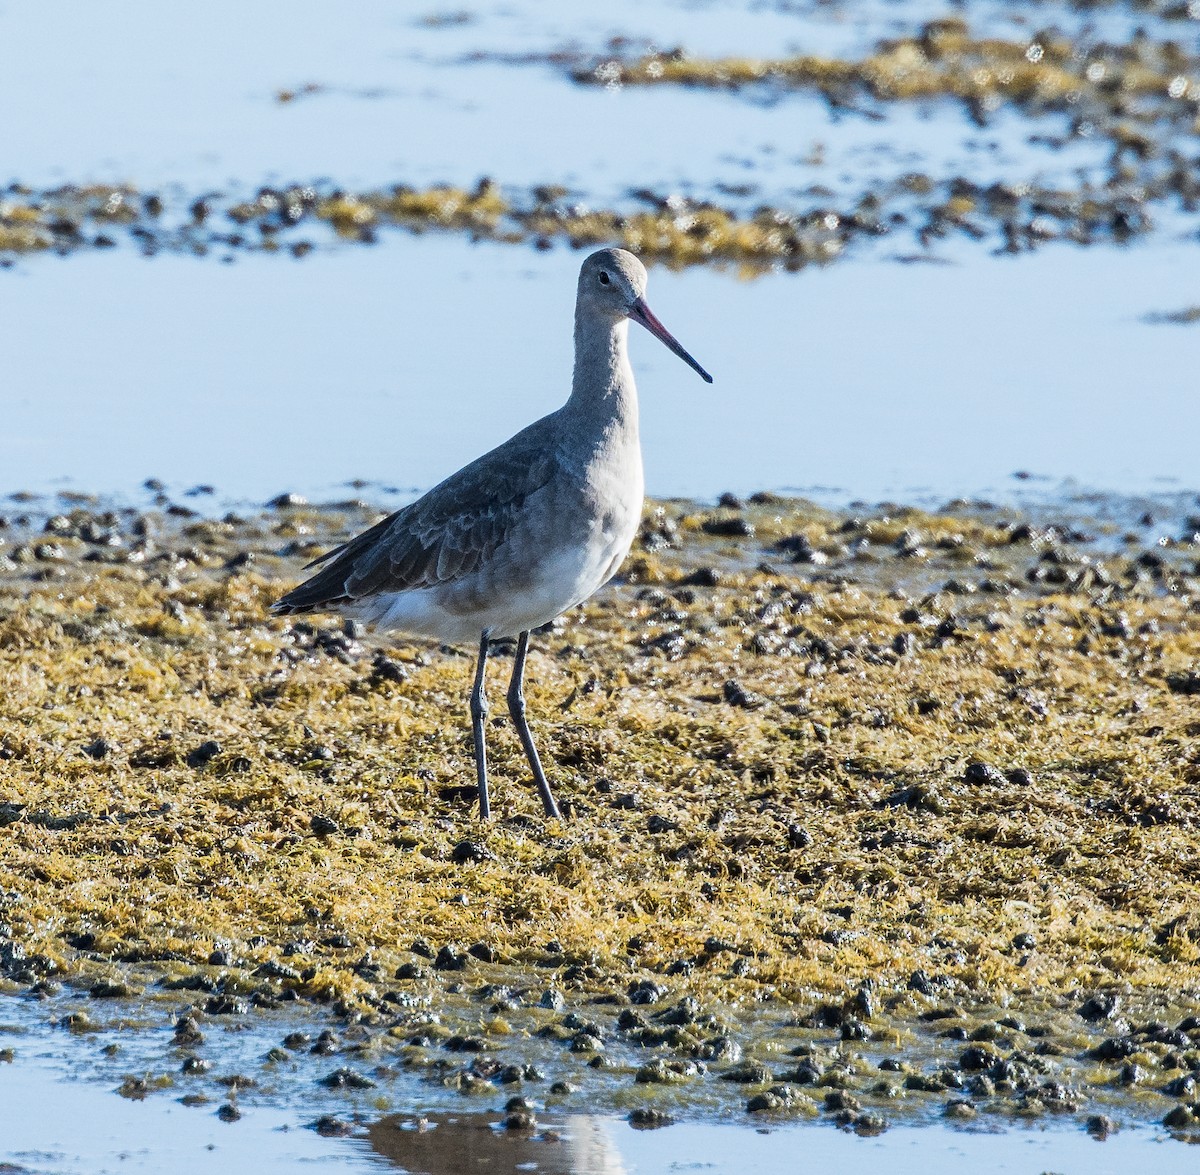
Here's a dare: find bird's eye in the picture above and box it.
[598,271,610,285]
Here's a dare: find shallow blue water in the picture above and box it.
[2,231,1197,507]
[2,0,1196,508]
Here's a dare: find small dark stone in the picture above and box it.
[81,738,112,761]
[173,1015,204,1045]
[629,1108,673,1129]
[181,1056,211,1074]
[786,824,813,849]
[267,492,308,509]
[1162,1073,1197,1098]
[963,761,1007,786]
[204,995,247,1016]
[90,980,136,998]
[823,1091,861,1113]
[719,1061,771,1084]
[310,814,339,836]
[1166,672,1200,696]
[958,1046,1001,1071]
[451,840,493,865]
[467,942,496,963]
[370,651,408,685]
[722,679,766,710]
[444,1035,486,1052]
[1086,1114,1117,1139]
[395,962,428,981]
[410,938,435,958]
[1163,1104,1200,1130]
[702,516,755,538]
[254,959,301,981]
[216,1103,242,1122]
[627,979,667,1005]
[185,740,221,769]
[1079,994,1120,1022]
[312,1115,354,1137]
[433,945,469,971]
[1011,932,1036,951]
[320,1067,376,1090]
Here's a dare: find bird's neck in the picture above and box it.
[566,310,639,440]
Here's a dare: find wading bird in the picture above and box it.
[273,248,712,819]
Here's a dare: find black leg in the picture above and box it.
[506,630,562,819]
[470,631,491,820]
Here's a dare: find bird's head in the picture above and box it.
[577,248,713,383]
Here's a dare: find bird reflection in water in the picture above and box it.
[368,1112,628,1175]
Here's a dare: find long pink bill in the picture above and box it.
[629,298,714,384]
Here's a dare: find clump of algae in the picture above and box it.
[0,180,845,271]
[0,496,1198,1017]
[580,18,1200,120]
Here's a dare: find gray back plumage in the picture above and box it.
[274,421,562,615]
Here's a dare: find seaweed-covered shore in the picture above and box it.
[2,491,1199,1132]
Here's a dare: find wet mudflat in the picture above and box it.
[1,494,1199,1164]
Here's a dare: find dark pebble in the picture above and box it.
[963,761,1006,786]
[680,566,721,587]
[433,945,469,971]
[722,679,766,710]
[216,1103,241,1122]
[451,840,494,865]
[312,1115,354,1137]
[310,815,339,836]
[185,740,221,768]
[720,1061,771,1084]
[786,824,813,849]
[204,995,247,1016]
[824,1091,861,1113]
[1163,1104,1200,1130]
[702,516,755,538]
[1079,994,1121,1022]
[320,1067,376,1090]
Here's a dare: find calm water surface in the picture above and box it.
[1,1038,1196,1175]
[2,0,1196,506]
[3,233,1197,506]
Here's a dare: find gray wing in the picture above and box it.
[273,424,561,614]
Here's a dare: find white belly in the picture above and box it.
[349,463,643,645]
